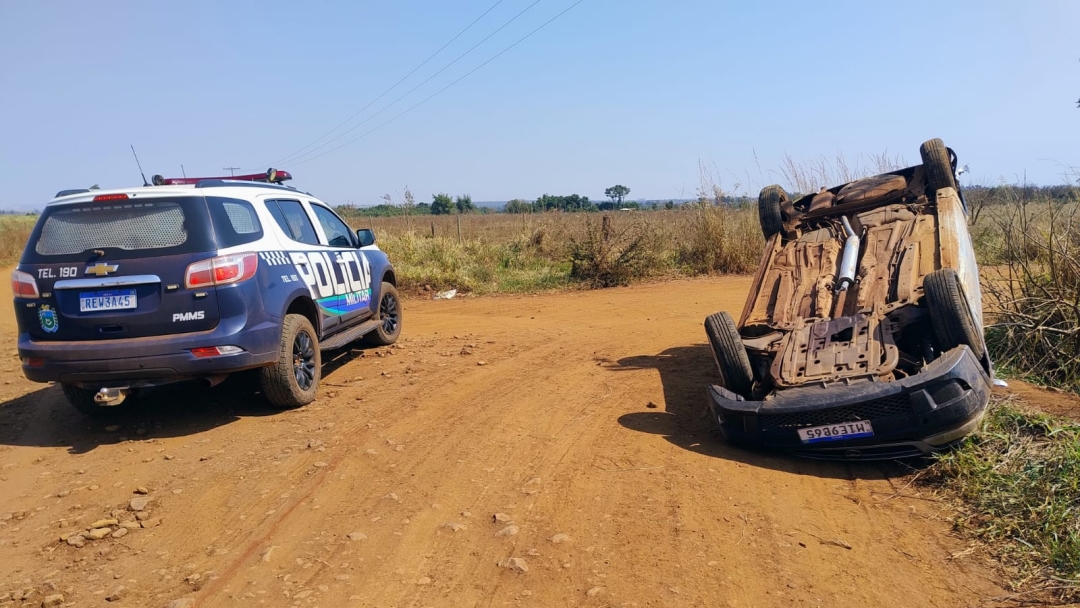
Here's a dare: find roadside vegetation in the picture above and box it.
[918,395,1080,603]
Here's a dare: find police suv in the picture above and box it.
[12,169,401,415]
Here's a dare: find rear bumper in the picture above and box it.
[707,345,991,459]
[18,322,280,388]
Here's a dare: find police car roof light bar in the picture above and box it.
[150,168,292,186]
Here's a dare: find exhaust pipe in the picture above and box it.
[94,387,129,407]
[836,215,860,292]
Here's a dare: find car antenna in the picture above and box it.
[181,164,187,178]
[130,145,149,187]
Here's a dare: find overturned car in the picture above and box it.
[704,138,991,459]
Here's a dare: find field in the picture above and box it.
[2,185,1080,604]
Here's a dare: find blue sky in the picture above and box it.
[1,1,1077,209]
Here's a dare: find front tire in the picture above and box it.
[704,312,754,398]
[61,384,134,417]
[924,269,985,361]
[364,282,402,346]
[260,314,321,408]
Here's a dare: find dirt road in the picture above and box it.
[0,277,1010,607]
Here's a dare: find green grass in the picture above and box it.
[920,396,1080,600]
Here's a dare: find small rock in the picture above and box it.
[495,525,519,537]
[461,510,473,517]
[493,513,513,523]
[89,518,119,529]
[135,512,150,521]
[587,587,605,597]
[121,521,140,529]
[163,455,174,461]
[646,401,658,409]
[106,586,127,601]
[128,497,151,512]
[347,532,367,541]
[550,533,571,544]
[111,527,128,539]
[104,425,120,432]
[259,546,277,562]
[498,557,528,573]
[383,492,399,501]
[140,518,161,529]
[185,574,201,584]
[165,599,194,608]
[41,594,64,607]
[135,487,149,495]
[365,449,378,455]
[477,361,487,366]
[313,461,328,468]
[87,527,111,540]
[444,522,466,532]
[65,534,86,547]
[416,577,432,585]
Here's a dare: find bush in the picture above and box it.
[568,216,664,287]
[981,193,1080,391]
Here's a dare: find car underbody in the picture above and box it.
[704,139,992,459]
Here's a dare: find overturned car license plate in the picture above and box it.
[80,289,137,312]
[797,421,874,444]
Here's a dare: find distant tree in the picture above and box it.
[664,200,675,210]
[431,193,455,215]
[455,194,476,214]
[605,185,631,207]
[504,199,531,214]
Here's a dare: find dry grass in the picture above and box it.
[919,395,1080,603]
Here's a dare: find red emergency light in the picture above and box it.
[151,168,292,186]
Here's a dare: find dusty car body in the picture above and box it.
[704,139,991,459]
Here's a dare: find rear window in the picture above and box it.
[22,196,215,263]
[206,197,263,248]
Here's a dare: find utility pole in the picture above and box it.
[222,166,240,176]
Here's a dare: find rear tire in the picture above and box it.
[924,269,985,361]
[920,138,956,194]
[363,282,402,346]
[61,384,134,417]
[757,185,787,239]
[260,314,321,409]
[704,312,754,398]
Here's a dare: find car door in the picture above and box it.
[306,202,375,330]
[263,198,342,334]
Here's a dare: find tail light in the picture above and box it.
[191,346,244,358]
[11,270,40,299]
[185,253,258,289]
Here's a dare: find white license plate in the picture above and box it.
[797,420,874,444]
[79,289,137,312]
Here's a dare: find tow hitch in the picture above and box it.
[93,387,129,406]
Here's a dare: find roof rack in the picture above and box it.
[150,168,291,186]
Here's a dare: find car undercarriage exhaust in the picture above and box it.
[835,215,859,292]
[93,387,129,406]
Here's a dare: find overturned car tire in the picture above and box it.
[924,268,985,361]
[757,185,788,239]
[920,138,956,194]
[704,311,754,398]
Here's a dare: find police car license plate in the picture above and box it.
[79,289,137,312]
[797,421,874,443]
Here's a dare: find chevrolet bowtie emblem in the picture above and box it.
[85,262,119,277]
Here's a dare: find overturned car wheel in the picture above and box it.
[920,138,956,194]
[704,311,754,398]
[757,185,788,239]
[924,268,985,361]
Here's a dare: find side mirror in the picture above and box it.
[356,228,376,247]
